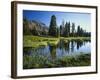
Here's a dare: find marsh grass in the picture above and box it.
[23,53,91,69]
[23,36,90,48]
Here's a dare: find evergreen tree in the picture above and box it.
[77,25,81,36]
[67,22,70,36]
[49,15,57,37]
[63,21,70,37]
[80,28,84,36]
[64,22,69,37]
[60,20,65,36]
[72,23,75,37]
[56,27,60,37]
[64,21,70,37]
[60,25,62,36]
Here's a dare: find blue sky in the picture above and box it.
[23,10,91,32]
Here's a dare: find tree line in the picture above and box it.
[49,15,91,37]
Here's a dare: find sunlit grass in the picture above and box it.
[23,35,90,48]
[24,35,59,47]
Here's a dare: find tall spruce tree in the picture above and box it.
[49,15,57,37]
[60,25,62,36]
[64,22,69,37]
[56,27,60,37]
[67,22,70,36]
[77,25,81,36]
[72,23,75,37]
[64,21,70,37]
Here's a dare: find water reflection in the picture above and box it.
[24,40,91,60]
[71,40,74,52]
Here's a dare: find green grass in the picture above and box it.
[58,53,91,67]
[61,37,90,43]
[23,53,91,69]
[23,35,90,48]
[24,35,59,47]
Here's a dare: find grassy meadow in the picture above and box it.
[23,35,90,48]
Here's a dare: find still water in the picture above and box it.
[24,40,91,60]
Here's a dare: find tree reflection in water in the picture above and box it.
[24,39,91,60]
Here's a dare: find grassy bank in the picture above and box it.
[23,53,91,69]
[23,35,90,48]
[23,35,59,47]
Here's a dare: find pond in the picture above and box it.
[24,40,91,59]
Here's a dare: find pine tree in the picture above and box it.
[60,25,62,36]
[77,25,81,36]
[49,15,57,37]
[64,21,70,37]
[64,22,69,37]
[67,22,70,36]
[56,27,60,37]
[72,23,75,37]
